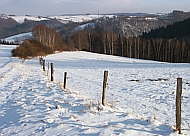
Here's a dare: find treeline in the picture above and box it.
[32,24,70,51]
[12,25,74,58]
[67,26,190,63]
[119,38,190,63]
[0,39,18,45]
[142,18,190,39]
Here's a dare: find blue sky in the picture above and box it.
[0,0,190,15]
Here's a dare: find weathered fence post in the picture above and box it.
[47,62,49,76]
[43,59,45,71]
[39,57,43,66]
[63,72,67,89]
[176,78,182,134]
[102,71,108,106]
[50,63,54,81]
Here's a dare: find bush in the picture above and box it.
[12,40,54,59]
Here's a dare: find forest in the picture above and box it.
[66,18,190,63]
[142,18,190,39]
[12,18,190,62]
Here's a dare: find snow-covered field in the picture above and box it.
[0,45,17,67]
[0,45,190,136]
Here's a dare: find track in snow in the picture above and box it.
[0,45,188,135]
[0,60,172,135]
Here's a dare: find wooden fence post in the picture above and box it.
[47,62,49,76]
[63,72,67,89]
[43,59,45,71]
[50,63,54,81]
[102,71,108,106]
[39,57,43,66]
[176,78,182,134]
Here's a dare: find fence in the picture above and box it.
[39,57,183,134]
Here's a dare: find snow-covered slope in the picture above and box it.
[49,14,114,24]
[45,51,190,135]
[5,14,114,24]
[3,32,32,43]
[73,23,95,31]
[8,15,49,24]
[0,47,190,135]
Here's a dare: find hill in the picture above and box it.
[1,10,190,39]
[0,14,114,39]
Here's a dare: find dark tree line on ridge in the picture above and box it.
[142,18,190,40]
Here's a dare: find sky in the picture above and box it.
[0,0,190,15]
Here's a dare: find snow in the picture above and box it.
[145,17,158,20]
[0,14,9,19]
[126,17,158,21]
[8,15,49,24]
[0,46,190,135]
[3,14,114,24]
[0,45,17,67]
[49,15,114,24]
[74,23,95,31]
[3,32,32,43]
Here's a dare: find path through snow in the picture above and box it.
[0,45,189,135]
